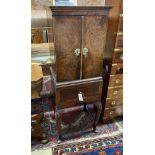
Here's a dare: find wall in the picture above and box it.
[77,0,105,6]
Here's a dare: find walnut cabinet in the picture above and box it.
[49,6,112,139]
[50,6,112,82]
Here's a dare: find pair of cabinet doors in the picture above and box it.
[53,14,108,82]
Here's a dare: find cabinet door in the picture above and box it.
[82,16,108,79]
[53,16,82,82]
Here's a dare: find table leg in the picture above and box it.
[56,110,62,143]
[93,102,102,132]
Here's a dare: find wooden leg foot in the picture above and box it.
[93,128,100,133]
[41,133,49,144]
[56,110,62,144]
[93,102,102,133]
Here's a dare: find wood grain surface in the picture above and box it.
[53,16,82,82]
[31,63,43,82]
[82,15,108,79]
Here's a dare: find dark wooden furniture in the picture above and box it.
[103,0,123,121]
[31,27,54,44]
[49,6,112,140]
[31,4,55,144]
[31,63,49,143]
[31,63,43,99]
[104,0,122,60]
[31,114,49,144]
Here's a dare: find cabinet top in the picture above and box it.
[49,6,112,16]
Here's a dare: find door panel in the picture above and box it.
[82,16,108,78]
[53,16,82,82]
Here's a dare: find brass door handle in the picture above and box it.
[115,79,120,83]
[113,90,118,95]
[110,111,114,115]
[83,47,89,58]
[74,48,81,57]
[120,54,123,60]
[111,101,116,105]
